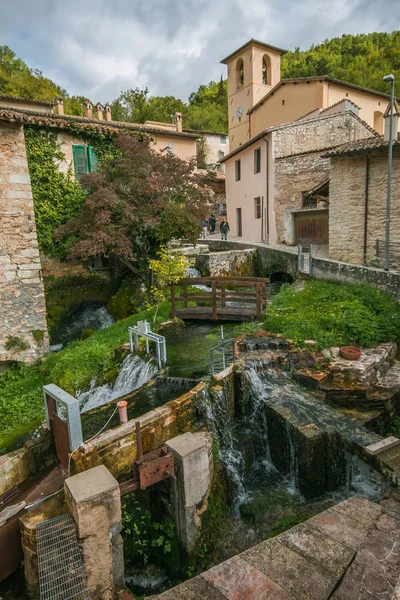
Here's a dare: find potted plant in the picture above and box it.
[340,346,362,360]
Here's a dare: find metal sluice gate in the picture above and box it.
[36,514,89,600]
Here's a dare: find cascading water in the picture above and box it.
[78,354,158,413]
[50,304,115,350]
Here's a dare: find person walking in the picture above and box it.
[209,215,216,234]
[200,217,208,238]
[220,216,230,241]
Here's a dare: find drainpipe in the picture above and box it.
[262,137,269,242]
[363,155,370,265]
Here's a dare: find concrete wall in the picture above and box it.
[0,121,49,363]
[329,150,400,266]
[153,134,197,162]
[312,256,400,301]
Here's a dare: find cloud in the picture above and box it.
[0,0,398,103]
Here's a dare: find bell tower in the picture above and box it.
[221,39,287,150]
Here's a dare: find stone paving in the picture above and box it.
[152,496,400,600]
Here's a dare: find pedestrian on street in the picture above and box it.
[220,216,230,241]
[209,215,216,234]
[200,217,208,238]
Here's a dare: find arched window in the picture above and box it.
[373,111,384,134]
[262,54,271,86]
[236,58,244,87]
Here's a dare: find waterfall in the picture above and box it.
[188,266,211,292]
[52,304,115,348]
[78,354,158,413]
[196,387,248,511]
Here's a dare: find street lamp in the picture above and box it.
[383,73,395,271]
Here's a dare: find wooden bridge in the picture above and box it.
[170,276,270,321]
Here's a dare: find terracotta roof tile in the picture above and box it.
[0,108,199,139]
[322,134,400,158]
[0,94,54,107]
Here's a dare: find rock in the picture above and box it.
[331,347,340,358]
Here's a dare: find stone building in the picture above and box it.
[220,104,375,245]
[221,39,397,151]
[324,121,400,267]
[0,97,201,364]
[0,120,49,363]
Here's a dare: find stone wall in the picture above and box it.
[273,111,374,159]
[0,121,49,363]
[312,256,400,301]
[273,112,374,245]
[329,150,400,266]
[196,249,256,276]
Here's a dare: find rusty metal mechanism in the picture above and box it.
[119,421,175,496]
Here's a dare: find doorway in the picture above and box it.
[236,208,242,237]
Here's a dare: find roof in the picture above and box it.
[219,110,376,163]
[220,38,287,64]
[0,107,200,139]
[0,94,55,107]
[184,129,228,137]
[322,134,400,158]
[248,75,394,115]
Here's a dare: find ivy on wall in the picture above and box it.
[24,126,120,257]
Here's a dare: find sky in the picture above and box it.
[1,0,398,103]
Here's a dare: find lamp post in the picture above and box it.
[383,74,395,271]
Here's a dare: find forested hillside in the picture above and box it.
[1,31,399,132]
[281,31,400,93]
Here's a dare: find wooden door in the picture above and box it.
[294,211,328,245]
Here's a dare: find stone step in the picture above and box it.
[364,436,400,456]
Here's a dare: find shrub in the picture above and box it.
[264,280,400,349]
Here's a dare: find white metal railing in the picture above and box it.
[128,320,167,370]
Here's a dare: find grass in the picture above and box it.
[264,280,400,350]
[0,302,171,453]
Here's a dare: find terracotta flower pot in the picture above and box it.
[340,346,362,360]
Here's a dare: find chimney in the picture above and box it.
[175,112,182,133]
[85,101,93,119]
[105,104,112,122]
[96,103,104,120]
[55,97,64,116]
[384,99,399,142]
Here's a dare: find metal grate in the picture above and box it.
[36,514,90,600]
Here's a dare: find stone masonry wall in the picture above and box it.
[329,151,400,266]
[0,121,49,362]
[273,112,374,245]
[196,249,256,276]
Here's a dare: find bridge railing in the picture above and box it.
[170,276,270,320]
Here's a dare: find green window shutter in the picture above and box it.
[88,146,99,172]
[72,145,88,182]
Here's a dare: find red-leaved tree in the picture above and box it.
[56,133,213,274]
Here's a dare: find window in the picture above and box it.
[218,150,225,161]
[235,159,241,182]
[254,197,261,219]
[254,148,261,174]
[72,145,98,182]
[220,135,227,144]
[166,141,175,153]
[282,99,285,106]
[236,58,244,88]
[262,55,271,85]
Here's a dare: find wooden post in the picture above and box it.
[212,281,217,320]
[171,284,176,318]
[221,284,226,308]
[183,284,188,308]
[256,283,261,319]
